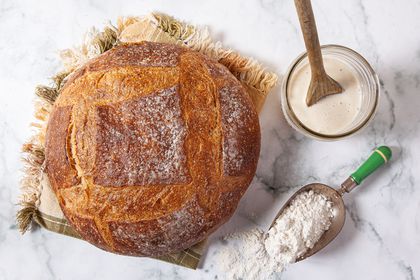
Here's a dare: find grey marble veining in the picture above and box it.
[0,0,419,279]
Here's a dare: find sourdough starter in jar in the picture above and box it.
[287,58,362,135]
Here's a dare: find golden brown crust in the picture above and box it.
[93,85,191,187]
[62,42,185,90]
[45,42,260,257]
[45,106,80,190]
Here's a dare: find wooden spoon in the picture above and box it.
[294,0,343,106]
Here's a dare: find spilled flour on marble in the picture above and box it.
[216,190,334,280]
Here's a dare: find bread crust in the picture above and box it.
[45,42,260,256]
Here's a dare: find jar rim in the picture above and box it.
[281,44,380,141]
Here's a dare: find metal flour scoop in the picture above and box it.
[269,146,392,261]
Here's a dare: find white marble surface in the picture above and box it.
[0,0,419,279]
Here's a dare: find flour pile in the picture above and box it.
[217,190,334,279]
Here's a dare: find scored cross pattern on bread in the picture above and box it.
[45,42,260,256]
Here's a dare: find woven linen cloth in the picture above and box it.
[17,12,278,270]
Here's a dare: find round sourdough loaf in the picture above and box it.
[45,41,260,256]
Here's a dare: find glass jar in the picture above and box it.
[281,45,379,141]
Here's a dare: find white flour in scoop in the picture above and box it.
[216,190,333,280]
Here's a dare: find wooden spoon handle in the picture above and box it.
[294,0,326,77]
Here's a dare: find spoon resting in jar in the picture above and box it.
[294,0,343,106]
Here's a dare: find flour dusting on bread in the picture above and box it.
[95,85,189,186]
[220,85,260,176]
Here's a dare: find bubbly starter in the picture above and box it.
[287,58,362,135]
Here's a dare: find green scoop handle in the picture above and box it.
[351,146,392,185]
[340,146,392,194]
